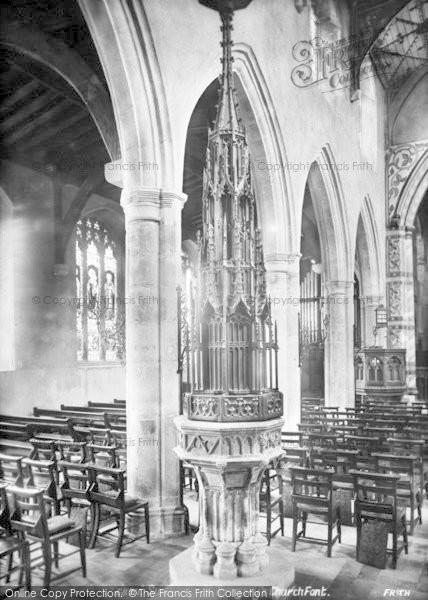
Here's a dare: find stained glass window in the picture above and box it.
[75,217,123,361]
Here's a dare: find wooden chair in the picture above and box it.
[346,435,383,455]
[350,470,408,569]
[387,438,426,499]
[281,431,304,448]
[373,453,422,535]
[290,466,341,557]
[354,455,378,472]
[0,483,31,591]
[0,454,24,486]
[307,433,339,469]
[86,443,119,468]
[55,441,87,464]
[321,449,358,526]
[88,428,112,446]
[22,458,61,517]
[279,449,308,518]
[259,465,284,545]
[59,462,91,513]
[87,464,149,557]
[8,486,86,588]
[29,438,58,467]
[109,429,128,471]
[307,432,339,449]
[180,461,197,493]
[58,461,95,546]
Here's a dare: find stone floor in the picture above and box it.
[4,500,428,599]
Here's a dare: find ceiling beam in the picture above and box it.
[5,100,76,147]
[349,0,410,97]
[23,111,91,152]
[0,89,58,133]
[3,55,84,107]
[0,78,41,114]
[0,19,120,160]
[47,122,99,153]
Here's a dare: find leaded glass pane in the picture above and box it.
[75,218,121,362]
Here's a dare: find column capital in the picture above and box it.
[120,187,187,222]
[325,280,354,295]
[264,253,301,273]
[363,296,385,307]
[160,189,188,210]
[386,227,406,237]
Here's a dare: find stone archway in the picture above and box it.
[395,149,428,228]
[78,0,174,189]
[305,148,354,408]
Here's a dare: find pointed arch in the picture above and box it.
[396,149,428,228]
[78,0,174,188]
[356,194,382,298]
[307,145,352,281]
[181,44,294,258]
[233,43,295,255]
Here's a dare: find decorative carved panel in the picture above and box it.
[387,236,400,275]
[180,426,282,458]
[387,281,402,318]
[387,141,428,217]
[184,391,283,422]
[389,327,402,349]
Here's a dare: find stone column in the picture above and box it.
[265,253,301,430]
[324,280,355,408]
[121,186,187,536]
[386,228,417,392]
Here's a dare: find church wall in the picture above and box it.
[0,160,125,416]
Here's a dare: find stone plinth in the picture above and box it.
[174,415,284,579]
[170,545,294,588]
